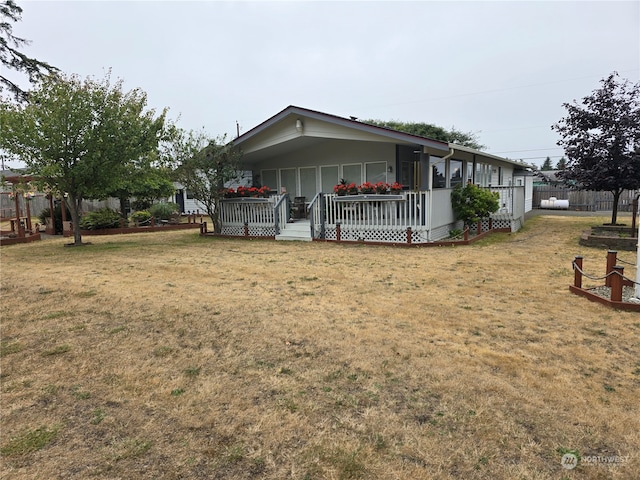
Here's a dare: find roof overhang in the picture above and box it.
[233,106,450,164]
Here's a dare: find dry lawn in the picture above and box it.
[1,215,638,480]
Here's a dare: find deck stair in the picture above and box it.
[276,219,312,241]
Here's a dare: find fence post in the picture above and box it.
[610,265,624,302]
[573,256,583,288]
[605,250,617,287]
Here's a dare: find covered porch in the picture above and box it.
[216,186,525,245]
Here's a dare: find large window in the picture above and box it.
[321,165,339,193]
[261,169,277,190]
[466,161,474,184]
[299,167,317,200]
[280,168,297,195]
[430,157,446,188]
[365,162,387,184]
[342,164,362,185]
[449,160,463,188]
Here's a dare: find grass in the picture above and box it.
[0,214,638,479]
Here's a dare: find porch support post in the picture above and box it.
[573,256,583,288]
[610,265,624,302]
[605,251,617,287]
[420,151,430,191]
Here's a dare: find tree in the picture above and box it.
[0,72,167,245]
[1,0,58,101]
[364,120,485,150]
[540,157,553,171]
[105,163,175,216]
[552,72,640,225]
[555,157,567,170]
[172,130,243,233]
[451,183,500,229]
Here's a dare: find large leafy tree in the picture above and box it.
[105,163,175,215]
[0,72,167,245]
[365,120,485,150]
[1,0,58,101]
[552,72,640,225]
[172,130,242,233]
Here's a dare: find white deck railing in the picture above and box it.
[219,195,280,226]
[323,192,427,229]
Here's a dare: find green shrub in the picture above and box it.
[79,208,121,230]
[451,184,500,228]
[130,210,152,225]
[149,202,179,220]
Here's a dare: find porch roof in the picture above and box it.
[233,105,451,164]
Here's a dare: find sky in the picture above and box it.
[4,0,640,169]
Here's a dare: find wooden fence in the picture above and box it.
[533,187,639,211]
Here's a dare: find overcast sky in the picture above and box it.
[7,0,640,168]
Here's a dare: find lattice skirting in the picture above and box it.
[323,227,430,244]
[221,225,244,236]
[220,225,276,237]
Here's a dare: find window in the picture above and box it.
[299,167,317,200]
[321,165,339,193]
[449,160,463,188]
[186,190,195,199]
[466,161,474,184]
[342,164,362,185]
[261,169,277,190]
[430,157,446,188]
[365,162,387,184]
[280,168,297,195]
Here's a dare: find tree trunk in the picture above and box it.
[611,190,622,225]
[66,195,84,246]
[119,195,128,219]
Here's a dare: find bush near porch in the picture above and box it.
[1,214,637,480]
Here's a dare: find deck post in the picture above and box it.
[244,222,249,237]
[406,227,412,245]
[610,265,624,302]
[605,251,617,287]
[336,222,341,242]
[573,256,583,288]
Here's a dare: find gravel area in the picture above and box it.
[588,285,640,303]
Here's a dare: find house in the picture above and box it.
[217,105,533,243]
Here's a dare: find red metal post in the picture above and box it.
[605,251,617,287]
[610,265,624,302]
[573,256,583,288]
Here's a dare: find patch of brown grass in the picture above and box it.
[1,215,638,479]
